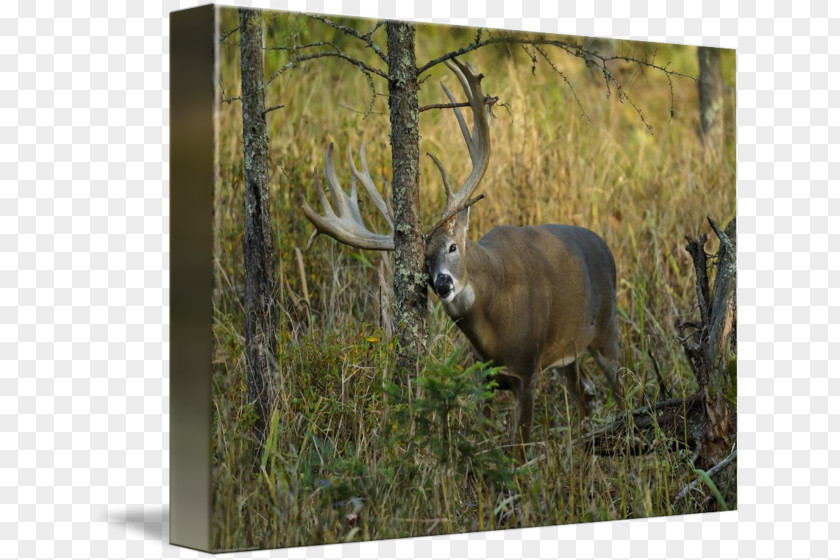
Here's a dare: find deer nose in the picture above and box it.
[434,273,453,298]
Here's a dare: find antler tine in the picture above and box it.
[349,142,394,229]
[346,175,364,227]
[310,172,332,218]
[436,58,493,217]
[323,143,351,217]
[440,81,474,162]
[300,142,395,252]
[426,152,452,201]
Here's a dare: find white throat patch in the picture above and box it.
[441,283,475,318]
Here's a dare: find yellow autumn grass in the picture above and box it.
[210,9,736,551]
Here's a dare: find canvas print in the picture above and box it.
[172,5,736,553]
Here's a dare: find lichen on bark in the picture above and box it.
[386,21,427,376]
[697,46,724,154]
[240,8,277,443]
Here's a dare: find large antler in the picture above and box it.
[427,59,495,225]
[301,142,394,251]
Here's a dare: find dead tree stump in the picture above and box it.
[584,217,736,473]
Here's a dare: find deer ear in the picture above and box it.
[454,207,470,241]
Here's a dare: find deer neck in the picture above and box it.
[441,239,498,320]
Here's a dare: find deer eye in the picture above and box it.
[449,243,457,253]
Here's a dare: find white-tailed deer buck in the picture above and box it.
[301,59,622,445]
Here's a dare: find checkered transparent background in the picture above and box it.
[1,0,836,558]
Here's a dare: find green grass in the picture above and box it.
[210,9,736,551]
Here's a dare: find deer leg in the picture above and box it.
[591,327,623,402]
[560,362,594,418]
[513,373,537,452]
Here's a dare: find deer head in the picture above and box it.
[422,59,493,305]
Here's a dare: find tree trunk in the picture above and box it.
[695,217,736,470]
[697,46,724,153]
[240,8,276,441]
[385,22,427,376]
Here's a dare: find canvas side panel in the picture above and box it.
[169,4,215,553]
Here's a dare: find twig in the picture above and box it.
[665,68,676,121]
[219,83,241,105]
[520,43,538,75]
[420,91,499,114]
[673,449,737,506]
[263,48,388,86]
[418,31,508,75]
[219,26,239,45]
[309,14,388,63]
[419,34,696,81]
[602,52,692,80]
[605,72,654,134]
[419,101,471,113]
[336,103,387,117]
[530,43,591,124]
[264,41,333,51]
[262,104,284,116]
[365,20,385,38]
[333,66,383,118]
[361,66,378,119]
[418,32,695,133]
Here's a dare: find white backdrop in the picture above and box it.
[1,0,836,558]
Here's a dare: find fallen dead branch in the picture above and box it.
[673,448,737,507]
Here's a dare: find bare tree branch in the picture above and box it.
[219,26,239,45]
[336,87,388,117]
[310,14,388,63]
[262,104,285,116]
[359,65,379,119]
[256,20,691,132]
[419,92,499,114]
[673,448,737,507]
[604,67,655,134]
[299,58,383,118]
[365,20,385,37]
[418,31,696,131]
[264,40,333,51]
[261,26,386,116]
[419,101,471,113]
[424,194,486,240]
[530,43,590,124]
[220,83,241,105]
[263,48,388,86]
[418,33,511,76]
[520,42,538,74]
[337,103,388,117]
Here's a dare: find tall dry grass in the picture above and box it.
[210,10,736,551]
